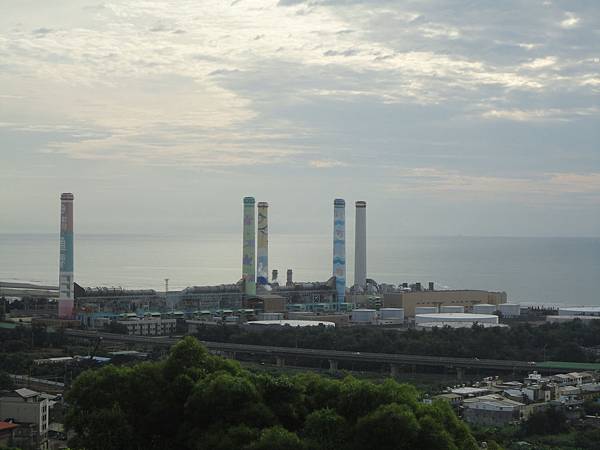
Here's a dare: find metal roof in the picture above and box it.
[15,388,39,398]
[537,361,600,370]
[248,320,335,327]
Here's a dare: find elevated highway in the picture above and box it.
[64,329,582,377]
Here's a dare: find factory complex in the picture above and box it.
[1,192,544,335]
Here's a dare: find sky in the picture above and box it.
[1,0,599,237]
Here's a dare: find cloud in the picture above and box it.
[32,27,54,36]
[560,12,580,29]
[481,107,599,122]
[521,56,557,69]
[309,159,348,168]
[386,168,600,203]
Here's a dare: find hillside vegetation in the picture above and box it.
[66,337,479,450]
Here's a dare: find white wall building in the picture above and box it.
[0,388,49,450]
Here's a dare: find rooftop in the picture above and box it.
[451,387,489,396]
[14,388,39,399]
[559,306,600,313]
[537,361,600,371]
[247,320,335,327]
[415,313,498,320]
[0,421,18,431]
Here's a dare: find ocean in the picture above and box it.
[0,233,599,306]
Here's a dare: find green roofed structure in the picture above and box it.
[536,361,600,371]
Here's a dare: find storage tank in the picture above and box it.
[498,303,521,318]
[440,305,464,314]
[473,304,497,314]
[380,308,404,321]
[351,309,377,323]
[415,306,438,315]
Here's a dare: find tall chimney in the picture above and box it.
[58,193,75,319]
[256,202,269,285]
[242,197,256,295]
[354,201,367,288]
[333,199,346,304]
[286,269,293,286]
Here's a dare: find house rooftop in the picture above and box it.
[451,387,489,396]
[0,421,18,431]
[14,388,39,399]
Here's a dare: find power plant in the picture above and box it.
[58,193,75,319]
[256,202,269,285]
[332,198,346,304]
[354,201,367,289]
[21,193,507,329]
[242,196,256,296]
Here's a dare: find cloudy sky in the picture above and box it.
[1,0,599,237]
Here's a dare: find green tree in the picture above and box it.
[0,370,14,390]
[523,408,570,436]
[65,337,477,450]
[353,403,420,450]
[67,403,135,450]
[247,426,305,450]
[302,408,348,450]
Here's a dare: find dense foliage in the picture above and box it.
[195,320,600,362]
[0,370,14,390]
[0,326,67,373]
[65,337,479,450]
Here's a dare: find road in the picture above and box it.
[62,329,568,374]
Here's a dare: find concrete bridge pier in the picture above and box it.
[276,356,285,368]
[328,359,339,373]
[390,364,400,378]
[456,367,465,381]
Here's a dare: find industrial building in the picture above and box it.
[558,306,600,316]
[383,288,507,318]
[39,193,516,330]
[75,285,164,327]
[116,317,177,336]
[176,284,244,311]
[351,308,378,324]
[497,303,521,318]
[473,304,497,314]
[247,320,335,328]
[379,308,404,322]
[415,313,501,329]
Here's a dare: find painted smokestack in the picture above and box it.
[333,199,346,304]
[242,197,256,296]
[354,201,367,289]
[256,202,269,285]
[58,193,74,319]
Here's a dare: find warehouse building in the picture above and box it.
[383,289,506,318]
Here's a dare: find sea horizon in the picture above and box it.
[1,233,598,307]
